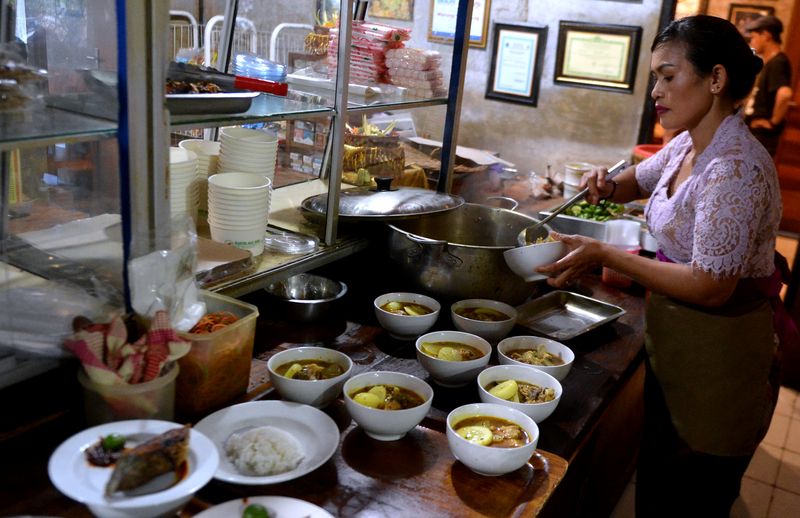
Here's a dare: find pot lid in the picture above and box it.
[301,177,464,220]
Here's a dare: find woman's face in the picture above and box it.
[650,42,715,131]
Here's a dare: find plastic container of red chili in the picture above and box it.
[176,291,258,418]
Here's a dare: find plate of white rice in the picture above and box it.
[195,400,340,485]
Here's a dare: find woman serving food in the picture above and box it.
[536,15,792,516]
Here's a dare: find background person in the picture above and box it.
[745,15,793,156]
[537,15,790,517]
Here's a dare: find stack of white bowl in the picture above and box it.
[218,127,278,181]
[207,172,272,256]
[169,147,199,220]
[178,139,221,217]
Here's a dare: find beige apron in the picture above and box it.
[645,292,778,456]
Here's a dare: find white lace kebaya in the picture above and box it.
[635,112,781,279]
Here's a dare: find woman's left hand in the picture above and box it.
[536,232,606,288]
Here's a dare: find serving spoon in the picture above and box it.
[516,159,627,247]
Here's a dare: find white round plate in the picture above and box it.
[47,419,218,512]
[194,400,340,485]
[195,495,334,518]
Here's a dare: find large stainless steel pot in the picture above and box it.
[386,203,551,305]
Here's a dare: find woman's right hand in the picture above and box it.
[580,166,616,205]
[535,232,606,288]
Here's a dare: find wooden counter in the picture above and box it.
[237,259,646,517]
[0,245,645,517]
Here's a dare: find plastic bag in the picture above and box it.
[129,215,206,332]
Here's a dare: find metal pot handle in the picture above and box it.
[486,196,519,211]
[405,233,463,267]
[405,233,448,247]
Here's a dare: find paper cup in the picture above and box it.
[179,139,221,157]
[209,223,265,256]
[208,172,271,190]
[220,126,278,143]
[564,162,592,186]
[170,146,198,166]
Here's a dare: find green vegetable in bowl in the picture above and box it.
[567,200,625,221]
[242,503,271,518]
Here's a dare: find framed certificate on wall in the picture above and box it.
[554,21,642,93]
[485,23,548,106]
[428,0,491,49]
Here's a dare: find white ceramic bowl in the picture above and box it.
[477,364,562,423]
[503,240,567,281]
[415,330,491,387]
[497,335,575,381]
[450,299,518,343]
[374,292,441,340]
[267,347,354,408]
[343,371,433,441]
[446,403,539,476]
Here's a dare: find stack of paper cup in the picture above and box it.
[218,127,278,181]
[207,172,272,256]
[169,147,199,220]
[178,139,221,217]
[563,162,592,198]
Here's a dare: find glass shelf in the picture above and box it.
[167,82,449,131]
[347,96,448,115]
[0,104,117,152]
[169,92,335,131]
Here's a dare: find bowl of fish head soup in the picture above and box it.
[497,336,574,381]
[447,402,539,476]
[450,299,517,342]
[344,371,433,441]
[477,364,562,423]
[415,330,491,387]
[267,347,353,407]
[374,292,441,340]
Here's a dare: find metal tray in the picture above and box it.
[166,91,259,115]
[515,290,626,340]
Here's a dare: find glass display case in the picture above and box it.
[0,0,472,385]
[0,0,125,387]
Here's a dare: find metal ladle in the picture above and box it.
[516,160,627,246]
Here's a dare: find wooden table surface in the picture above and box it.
[0,245,645,517]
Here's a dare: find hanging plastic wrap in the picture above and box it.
[128,215,206,332]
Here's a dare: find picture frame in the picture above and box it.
[728,4,775,35]
[485,23,547,106]
[368,0,415,21]
[554,21,642,93]
[428,0,491,49]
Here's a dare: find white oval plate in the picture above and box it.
[195,495,333,518]
[194,400,340,485]
[47,419,218,511]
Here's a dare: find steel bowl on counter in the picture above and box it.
[262,273,348,322]
[386,203,552,305]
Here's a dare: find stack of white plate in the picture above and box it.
[178,139,221,217]
[218,127,278,180]
[169,147,199,220]
[207,172,272,256]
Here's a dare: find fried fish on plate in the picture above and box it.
[105,424,190,495]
